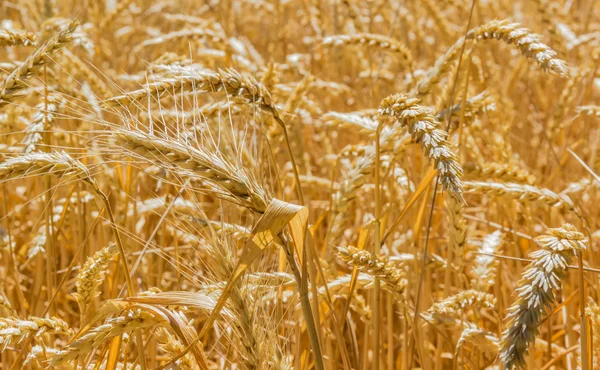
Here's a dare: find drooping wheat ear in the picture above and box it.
[462,181,583,220]
[469,20,568,76]
[463,162,536,184]
[114,130,268,213]
[155,324,198,370]
[337,246,407,295]
[104,68,283,122]
[470,230,503,291]
[379,93,464,202]
[0,317,72,351]
[417,19,567,95]
[425,290,497,326]
[322,33,413,67]
[446,196,467,269]
[0,28,36,46]
[576,105,600,117]
[0,20,78,107]
[500,224,586,369]
[586,298,600,368]
[22,94,62,153]
[73,243,118,316]
[50,309,165,365]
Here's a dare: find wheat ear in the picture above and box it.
[114,130,268,213]
[379,93,464,201]
[50,309,165,365]
[0,317,72,351]
[0,28,36,46]
[73,243,118,317]
[499,224,586,369]
[337,246,406,296]
[0,20,78,107]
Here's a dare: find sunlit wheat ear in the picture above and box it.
[50,309,165,365]
[417,19,568,95]
[103,68,284,124]
[113,129,269,213]
[0,317,72,352]
[462,180,585,222]
[73,243,118,317]
[500,224,586,370]
[469,20,568,77]
[337,246,407,296]
[0,152,100,192]
[0,20,78,107]
[379,93,464,202]
[425,290,497,326]
[0,28,36,46]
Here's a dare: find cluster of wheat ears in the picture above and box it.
[1,0,600,369]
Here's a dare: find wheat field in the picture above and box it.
[0,0,599,369]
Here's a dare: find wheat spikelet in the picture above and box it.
[499,224,586,369]
[73,243,118,316]
[0,28,36,47]
[0,317,72,351]
[337,246,406,295]
[379,93,464,201]
[0,20,78,107]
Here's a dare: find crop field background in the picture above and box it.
[0,0,599,369]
